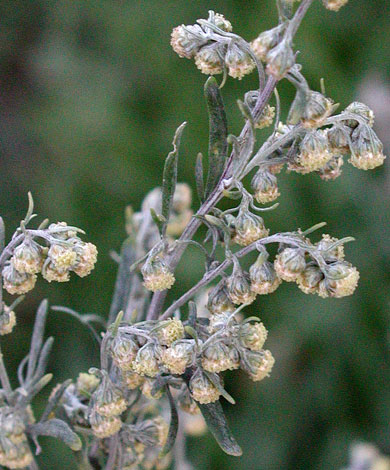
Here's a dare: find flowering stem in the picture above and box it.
[146,0,315,322]
[159,233,304,320]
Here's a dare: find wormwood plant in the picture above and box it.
[0,0,386,468]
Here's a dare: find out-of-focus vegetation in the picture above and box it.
[0,1,389,468]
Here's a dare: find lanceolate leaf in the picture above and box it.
[204,77,228,198]
[108,237,135,324]
[161,122,187,233]
[195,152,205,202]
[198,401,242,456]
[161,386,179,456]
[29,419,82,451]
[26,299,49,383]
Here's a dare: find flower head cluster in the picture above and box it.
[2,222,97,296]
[171,11,255,80]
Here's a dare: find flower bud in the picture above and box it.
[318,155,344,181]
[268,162,285,174]
[226,261,257,305]
[142,258,175,292]
[0,305,16,336]
[194,43,224,76]
[322,0,348,11]
[296,264,324,294]
[251,24,285,62]
[207,281,235,315]
[89,408,122,438]
[343,102,375,129]
[72,242,98,278]
[12,240,44,275]
[318,261,359,298]
[48,244,76,271]
[251,169,280,204]
[170,24,207,59]
[0,408,33,469]
[244,91,275,129]
[294,130,332,172]
[122,371,145,390]
[0,408,26,441]
[256,104,276,129]
[92,371,127,417]
[161,339,195,375]
[349,126,386,170]
[2,263,37,295]
[76,372,100,394]
[213,13,232,32]
[241,349,275,382]
[189,368,221,404]
[208,311,234,333]
[154,318,184,346]
[301,91,334,129]
[327,125,351,155]
[225,43,255,80]
[41,261,70,283]
[239,322,268,351]
[48,221,78,240]
[0,441,33,469]
[110,334,139,371]
[132,342,162,377]
[266,40,295,79]
[274,248,306,282]
[201,341,239,373]
[315,234,345,261]
[250,255,281,295]
[232,207,269,247]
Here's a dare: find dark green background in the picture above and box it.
[0,1,389,469]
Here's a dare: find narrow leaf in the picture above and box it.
[33,337,54,381]
[204,77,228,197]
[195,152,205,202]
[198,401,242,456]
[161,386,179,456]
[26,300,49,382]
[29,419,82,451]
[161,122,187,231]
[108,237,135,324]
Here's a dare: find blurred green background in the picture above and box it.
[0,0,389,469]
